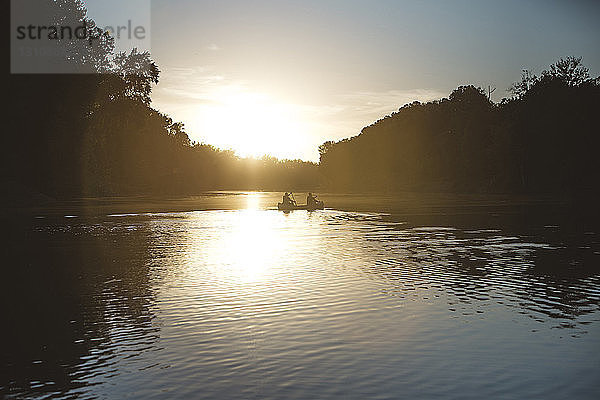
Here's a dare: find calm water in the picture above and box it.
[2,194,600,399]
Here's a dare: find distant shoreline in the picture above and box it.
[2,191,595,220]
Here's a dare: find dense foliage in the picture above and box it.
[4,1,318,200]
[5,1,598,201]
[319,57,599,196]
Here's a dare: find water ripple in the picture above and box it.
[2,209,599,399]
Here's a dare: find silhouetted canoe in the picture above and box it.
[277,201,324,211]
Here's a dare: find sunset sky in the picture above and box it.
[86,0,600,161]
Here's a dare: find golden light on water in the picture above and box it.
[187,194,288,285]
[225,210,284,282]
[245,192,261,210]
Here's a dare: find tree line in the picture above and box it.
[4,0,319,202]
[4,1,598,201]
[319,57,599,196]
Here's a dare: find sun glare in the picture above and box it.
[212,209,286,284]
[245,191,260,210]
[196,88,309,160]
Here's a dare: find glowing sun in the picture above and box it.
[196,88,309,160]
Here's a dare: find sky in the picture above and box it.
[85,0,600,161]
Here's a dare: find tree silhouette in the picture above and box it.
[4,0,320,201]
[4,2,599,201]
[544,56,590,87]
[112,48,160,105]
[318,57,599,196]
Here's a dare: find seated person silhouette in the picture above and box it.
[307,192,316,207]
[282,192,296,206]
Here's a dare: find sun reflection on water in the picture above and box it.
[183,201,290,286]
[245,192,261,210]
[224,210,285,283]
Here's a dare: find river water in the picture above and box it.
[2,193,599,399]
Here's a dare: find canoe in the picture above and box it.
[277,201,324,211]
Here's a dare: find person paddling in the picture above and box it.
[307,192,319,207]
[282,192,296,206]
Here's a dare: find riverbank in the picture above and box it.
[2,191,596,222]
